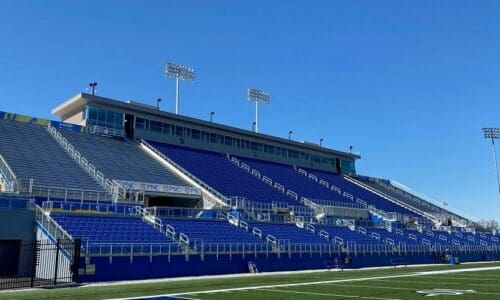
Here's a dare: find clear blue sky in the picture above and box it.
[1,1,499,222]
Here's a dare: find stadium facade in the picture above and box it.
[0,92,498,287]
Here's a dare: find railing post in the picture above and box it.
[72,239,81,283]
[53,239,60,285]
[30,240,38,288]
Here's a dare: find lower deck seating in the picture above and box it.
[52,214,181,253]
[313,225,379,245]
[163,218,265,244]
[366,228,421,245]
[248,222,331,244]
[162,218,270,252]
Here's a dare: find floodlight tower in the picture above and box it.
[165,62,195,115]
[247,88,270,133]
[483,127,500,200]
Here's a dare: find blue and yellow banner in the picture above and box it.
[0,110,84,132]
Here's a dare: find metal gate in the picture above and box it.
[0,238,81,290]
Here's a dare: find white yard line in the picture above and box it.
[420,275,499,281]
[372,279,500,288]
[451,273,500,278]
[260,288,401,300]
[326,283,500,296]
[110,265,500,300]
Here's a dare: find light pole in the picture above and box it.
[210,112,214,123]
[349,145,353,154]
[288,130,293,140]
[320,138,324,147]
[165,62,195,115]
[247,88,270,133]
[157,98,162,110]
[483,127,500,200]
[252,122,256,132]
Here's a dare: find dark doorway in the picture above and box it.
[146,196,202,208]
[0,240,21,277]
[335,158,341,173]
[125,114,135,139]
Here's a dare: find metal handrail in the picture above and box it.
[304,197,367,210]
[42,200,139,215]
[19,178,114,202]
[84,242,183,256]
[386,179,479,226]
[0,154,17,191]
[35,204,73,241]
[344,175,435,222]
[78,236,499,258]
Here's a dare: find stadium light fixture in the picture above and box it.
[165,62,195,115]
[89,82,97,95]
[482,127,500,200]
[320,138,324,147]
[289,130,293,140]
[157,98,162,110]
[210,112,214,123]
[252,122,256,132]
[247,88,270,133]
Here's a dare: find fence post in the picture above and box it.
[53,239,60,285]
[72,239,81,283]
[30,240,39,288]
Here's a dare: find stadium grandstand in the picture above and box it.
[0,92,498,289]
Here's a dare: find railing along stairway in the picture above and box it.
[136,206,191,253]
[140,139,230,208]
[46,125,126,202]
[343,175,439,224]
[0,154,17,192]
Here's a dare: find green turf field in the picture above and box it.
[1,262,499,300]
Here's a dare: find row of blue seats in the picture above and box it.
[305,168,421,219]
[313,225,381,245]
[248,222,331,245]
[163,218,266,245]
[149,141,304,207]
[235,156,352,206]
[52,214,180,246]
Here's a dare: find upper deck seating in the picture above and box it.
[61,131,189,186]
[0,120,104,191]
[148,142,305,208]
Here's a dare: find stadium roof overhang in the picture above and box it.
[52,93,361,161]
